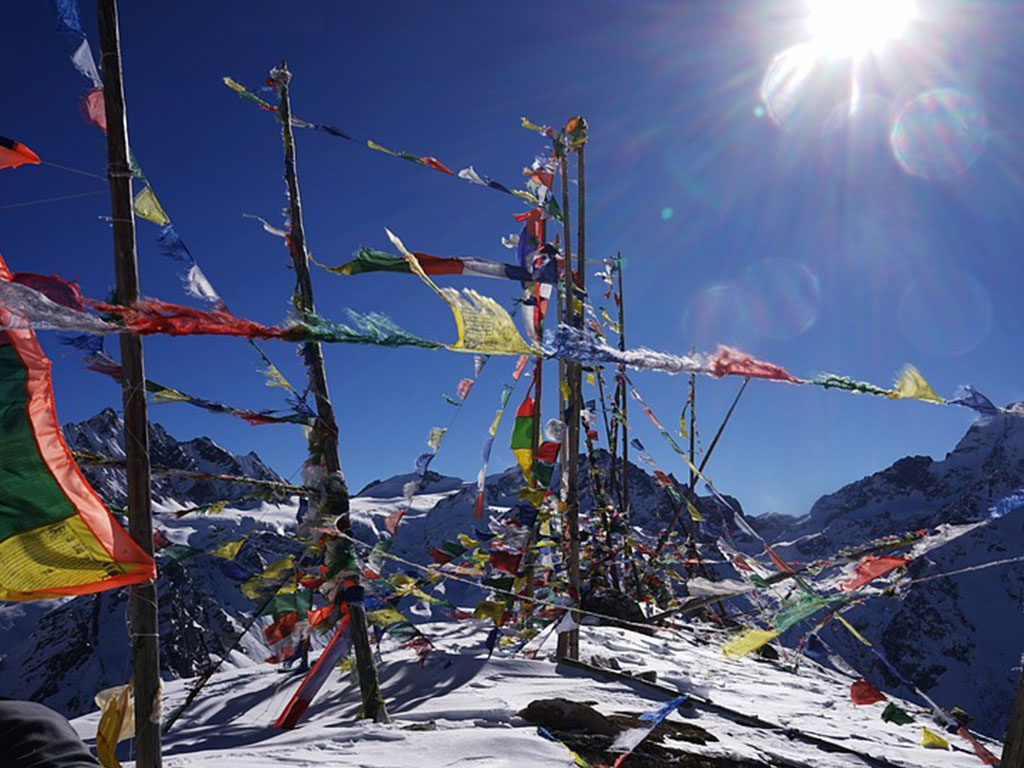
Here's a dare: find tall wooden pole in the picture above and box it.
[688,372,697,494]
[616,253,630,523]
[271,62,388,723]
[556,122,581,661]
[1005,674,1024,766]
[96,2,161,764]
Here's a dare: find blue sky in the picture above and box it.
[2,0,1021,516]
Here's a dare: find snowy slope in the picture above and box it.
[70,622,999,767]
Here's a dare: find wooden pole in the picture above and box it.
[271,62,388,723]
[1005,674,1024,767]
[688,372,697,494]
[616,253,630,522]
[96,2,161,764]
[556,123,580,661]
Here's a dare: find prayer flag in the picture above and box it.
[0,257,155,600]
[133,185,170,226]
[893,365,944,404]
[95,684,132,768]
[850,679,887,705]
[0,135,40,170]
[920,727,950,750]
[722,628,780,658]
[840,555,911,592]
[881,702,915,725]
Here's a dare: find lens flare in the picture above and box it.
[890,88,988,179]
[743,259,822,340]
[898,269,992,356]
[761,43,851,133]
[682,283,753,348]
[807,0,917,57]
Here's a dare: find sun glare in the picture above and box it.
[806,0,916,57]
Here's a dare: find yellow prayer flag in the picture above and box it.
[95,683,133,768]
[722,628,780,658]
[920,727,950,750]
[473,600,507,623]
[427,426,446,452]
[133,185,170,227]
[208,539,245,560]
[385,228,535,356]
[367,606,406,627]
[262,363,291,390]
[586,373,595,387]
[367,139,397,156]
[686,500,705,522]
[457,533,479,550]
[151,387,190,404]
[513,447,533,484]
[835,613,872,646]
[893,365,944,404]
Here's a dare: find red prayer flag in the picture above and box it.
[263,611,300,645]
[490,550,522,574]
[841,555,911,592]
[707,345,801,384]
[430,548,455,565]
[850,679,887,705]
[385,508,407,536]
[81,88,107,133]
[956,726,1000,765]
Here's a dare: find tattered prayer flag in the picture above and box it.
[893,365,944,404]
[0,135,41,171]
[457,377,474,400]
[427,426,446,452]
[95,683,133,768]
[840,555,911,592]
[609,695,689,757]
[708,345,801,383]
[0,259,155,600]
[367,606,406,627]
[275,613,352,730]
[263,611,300,645]
[722,628,780,657]
[920,727,951,750]
[81,88,107,132]
[490,549,522,574]
[208,539,245,560]
[133,185,170,226]
[385,228,535,356]
[881,702,915,725]
[850,679,887,705]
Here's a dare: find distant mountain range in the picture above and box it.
[0,406,1021,741]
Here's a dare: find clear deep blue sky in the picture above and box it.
[2,1,1021,516]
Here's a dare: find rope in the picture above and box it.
[0,189,106,210]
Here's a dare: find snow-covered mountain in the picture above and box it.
[63,407,284,509]
[766,405,1024,739]
[1,405,1022,754]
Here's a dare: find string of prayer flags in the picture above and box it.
[224,76,552,214]
[320,247,547,283]
[0,257,155,600]
[850,679,887,705]
[0,135,41,171]
[920,727,951,750]
[722,628,780,657]
[840,555,911,592]
[81,350,312,426]
[386,228,535,355]
[881,702,915,725]
[552,324,705,375]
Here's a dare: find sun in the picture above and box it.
[806,0,916,57]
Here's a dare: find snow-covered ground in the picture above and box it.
[71,621,1000,767]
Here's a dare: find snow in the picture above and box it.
[70,622,999,767]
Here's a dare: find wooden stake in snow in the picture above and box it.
[270,62,388,724]
[96,2,162,765]
[1005,675,1024,766]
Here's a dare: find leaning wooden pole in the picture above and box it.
[96,1,161,764]
[616,252,630,523]
[270,62,388,723]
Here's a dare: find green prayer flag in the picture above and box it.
[881,702,915,726]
